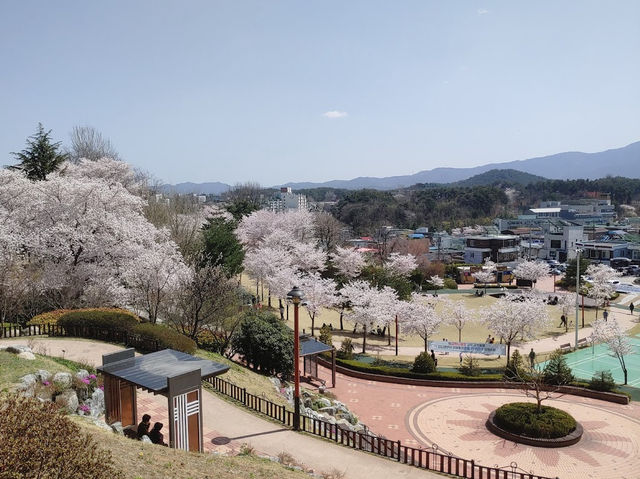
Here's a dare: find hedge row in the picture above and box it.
[494,402,576,439]
[28,308,140,326]
[56,310,196,354]
[334,357,503,382]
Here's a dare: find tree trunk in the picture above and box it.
[339,307,344,330]
[310,313,315,336]
[424,336,428,352]
[388,325,391,346]
[624,368,628,385]
[362,325,367,354]
[506,342,511,366]
[458,329,461,342]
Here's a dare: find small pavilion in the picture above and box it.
[300,335,336,388]
[97,348,229,452]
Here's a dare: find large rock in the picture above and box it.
[5,345,32,354]
[336,418,356,432]
[35,387,53,402]
[55,389,79,413]
[110,421,124,435]
[17,351,35,360]
[75,369,90,380]
[36,369,51,382]
[53,372,73,389]
[86,388,105,417]
[316,397,332,408]
[19,373,37,389]
[318,406,337,416]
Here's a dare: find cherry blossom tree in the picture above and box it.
[0,159,188,312]
[514,260,549,288]
[592,318,634,385]
[298,272,337,336]
[558,292,578,332]
[385,252,418,277]
[474,270,494,294]
[429,275,444,295]
[442,297,472,342]
[341,281,397,353]
[400,293,442,351]
[585,263,621,318]
[482,292,550,364]
[330,246,366,280]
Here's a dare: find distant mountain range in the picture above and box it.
[450,169,547,187]
[159,181,231,195]
[160,140,640,194]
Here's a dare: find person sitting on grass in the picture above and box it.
[136,414,151,440]
[149,422,167,446]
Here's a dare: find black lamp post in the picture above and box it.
[287,286,304,430]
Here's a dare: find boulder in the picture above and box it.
[36,369,51,382]
[91,418,113,432]
[336,418,356,432]
[5,345,32,354]
[53,372,73,389]
[269,377,281,389]
[35,388,53,402]
[55,389,79,413]
[316,397,332,408]
[17,351,35,360]
[19,373,37,389]
[110,421,124,435]
[87,388,105,417]
[318,406,337,416]
[75,369,90,380]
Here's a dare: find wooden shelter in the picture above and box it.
[97,348,229,452]
[300,335,336,388]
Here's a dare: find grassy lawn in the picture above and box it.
[70,417,309,479]
[0,351,74,391]
[196,350,289,407]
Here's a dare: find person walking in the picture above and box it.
[559,314,567,328]
[603,309,609,321]
[528,348,536,368]
[430,349,438,367]
[630,302,635,316]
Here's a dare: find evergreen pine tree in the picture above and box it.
[543,349,574,385]
[9,123,68,180]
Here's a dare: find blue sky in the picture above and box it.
[1,1,639,186]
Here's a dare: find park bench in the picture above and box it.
[559,343,572,353]
[577,338,588,348]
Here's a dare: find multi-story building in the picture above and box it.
[539,225,585,262]
[268,187,308,212]
[464,235,519,264]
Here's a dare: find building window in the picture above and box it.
[550,240,561,249]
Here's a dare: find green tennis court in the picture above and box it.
[550,335,640,386]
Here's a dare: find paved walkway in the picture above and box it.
[311,360,640,479]
[0,337,440,479]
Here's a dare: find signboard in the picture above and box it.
[429,341,506,356]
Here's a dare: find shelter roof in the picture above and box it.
[97,349,229,393]
[300,336,333,357]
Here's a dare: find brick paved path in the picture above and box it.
[313,366,640,479]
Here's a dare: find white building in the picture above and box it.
[269,187,308,212]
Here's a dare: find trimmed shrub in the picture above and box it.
[58,310,139,332]
[196,329,227,354]
[588,370,616,392]
[231,310,294,378]
[29,308,140,326]
[458,355,481,376]
[319,324,333,346]
[443,278,458,290]
[333,357,503,382]
[493,402,576,439]
[0,394,123,478]
[132,323,197,354]
[504,350,525,380]
[412,352,436,373]
[57,308,195,353]
[543,350,574,385]
[336,338,354,360]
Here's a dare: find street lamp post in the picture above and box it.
[287,286,304,431]
[575,248,582,350]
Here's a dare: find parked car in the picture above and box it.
[550,268,562,276]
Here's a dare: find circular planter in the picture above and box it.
[486,410,583,448]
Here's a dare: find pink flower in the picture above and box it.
[89,374,97,380]
[82,378,91,385]
[42,381,50,386]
